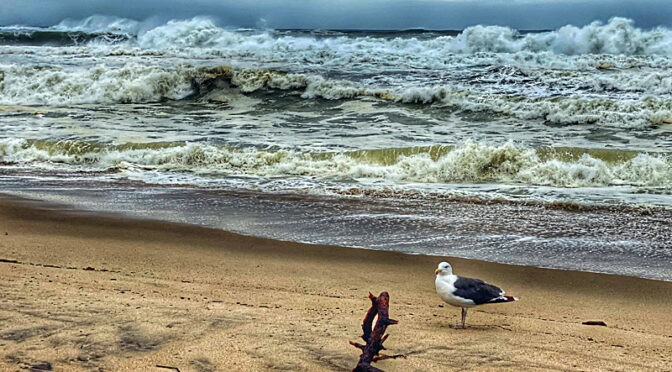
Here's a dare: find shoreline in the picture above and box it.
[2,191,672,284]
[2,185,671,283]
[1,193,671,371]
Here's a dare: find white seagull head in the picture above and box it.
[435,261,453,276]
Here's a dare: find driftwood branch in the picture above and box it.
[350,292,404,372]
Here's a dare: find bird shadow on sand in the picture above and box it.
[430,321,512,332]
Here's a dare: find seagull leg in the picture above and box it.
[449,308,468,329]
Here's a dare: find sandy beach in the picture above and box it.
[0,194,671,371]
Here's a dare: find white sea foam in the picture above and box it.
[9,16,662,73]
[27,16,672,57]
[137,17,672,55]
[0,61,392,104]
[453,18,672,55]
[399,87,672,128]
[5,17,672,117]
[137,18,250,49]
[3,62,672,128]
[6,17,672,72]
[0,63,331,105]
[2,139,670,189]
[0,63,195,105]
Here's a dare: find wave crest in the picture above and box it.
[53,15,142,35]
[455,18,672,55]
[138,18,241,49]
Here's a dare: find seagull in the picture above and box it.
[435,261,518,328]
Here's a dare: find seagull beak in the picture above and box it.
[434,268,440,275]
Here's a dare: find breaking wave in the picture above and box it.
[135,17,672,57]
[0,64,369,105]
[3,63,672,128]
[0,63,195,104]
[0,16,139,46]
[3,16,672,58]
[400,87,672,128]
[1,138,670,189]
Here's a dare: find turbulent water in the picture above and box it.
[1,15,671,280]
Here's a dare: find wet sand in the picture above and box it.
[0,194,671,371]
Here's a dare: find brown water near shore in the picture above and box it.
[0,194,671,371]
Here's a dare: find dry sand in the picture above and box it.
[0,194,671,371]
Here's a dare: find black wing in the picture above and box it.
[453,276,503,305]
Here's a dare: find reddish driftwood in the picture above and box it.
[350,292,405,372]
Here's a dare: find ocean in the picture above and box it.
[1,15,671,280]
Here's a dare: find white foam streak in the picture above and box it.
[2,139,670,189]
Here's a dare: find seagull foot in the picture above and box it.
[449,324,466,329]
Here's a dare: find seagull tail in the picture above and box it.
[490,295,518,303]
